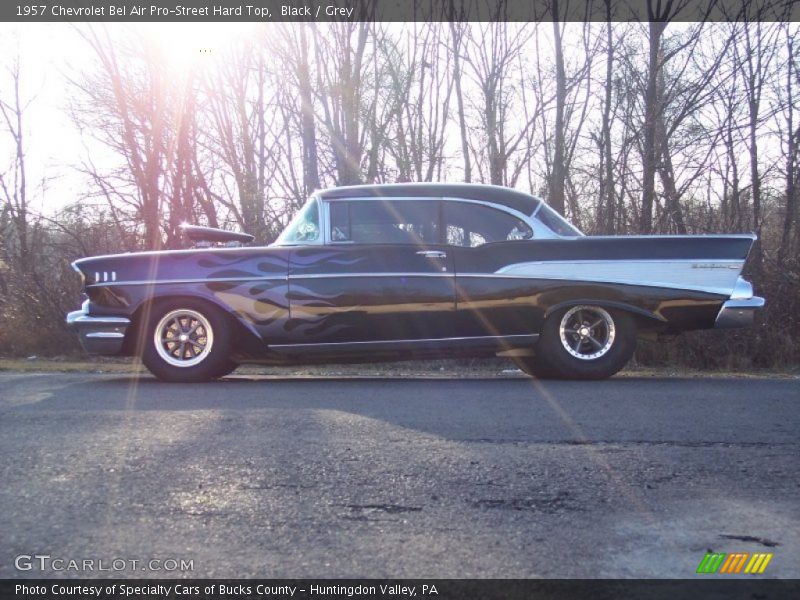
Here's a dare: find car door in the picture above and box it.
[286,199,456,344]
[444,200,544,337]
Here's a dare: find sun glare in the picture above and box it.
[135,22,258,71]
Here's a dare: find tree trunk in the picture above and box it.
[655,60,687,234]
[450,21,471,182]
[486,83,503,185]
[297,25,320,194]
[779,30,797,264]
[743,23,764,272]
[550,11,566,215]
[601,15,615,233]
[641,21,665,234]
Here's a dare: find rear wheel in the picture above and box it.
[517,305,636,380]
[141,300,236,382]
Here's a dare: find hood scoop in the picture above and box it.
[181,224,255,247]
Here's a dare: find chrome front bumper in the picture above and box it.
[715,277,765,329]
[66,300,131,355]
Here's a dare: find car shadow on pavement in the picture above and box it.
[3,370,798,580]
[8,372,799,448]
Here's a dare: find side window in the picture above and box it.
[443,202,533,247]
[330,200,439,245]
[330,201,350,242]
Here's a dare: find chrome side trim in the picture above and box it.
[85,331,126,339]
[270,334,539,354]
[88,262,743,297]
[67,314,131,326]
[492,259,744,296]
[496,258,744,269]
[289,272,455,279]
[73,246,270,262]
[578,233,758,241]
[87,275,287,288]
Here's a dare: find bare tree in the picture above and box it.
[638,0,698,233]
[73,26,209,249]
[777,23,800,264]
[202,33,278,242]
[380,23,453,183]
[738,20,781,269]
[0,53,81,353]
[274,24,321,195]
[463,22,535,186]
[312,22,372,185]
[550,1,566,215]
[449,20,471,182]
[598,11,617,232]
[0,54,31,270]
[710,30,745,232]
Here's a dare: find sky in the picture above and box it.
[0,21,793,220]
[0,21,660,214]
[0,22,257,215]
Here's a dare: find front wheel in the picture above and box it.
[516,305,636,380]
[141,300,237,383]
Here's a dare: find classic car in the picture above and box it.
[66,183,764,382]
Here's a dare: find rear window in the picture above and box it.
[535,203,583,237]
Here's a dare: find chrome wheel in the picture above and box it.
[154,309,214,368]
[559,305,616,361]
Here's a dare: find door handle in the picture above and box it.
[416,250,447,258]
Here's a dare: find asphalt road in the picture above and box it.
[0,372,798,578]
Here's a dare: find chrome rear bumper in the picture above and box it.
[714,277,765,329]
[66,300,131,355]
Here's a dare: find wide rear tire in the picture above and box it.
[517,305,636,380]
[141,299,237,383]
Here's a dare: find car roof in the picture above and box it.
[315,183,542,216]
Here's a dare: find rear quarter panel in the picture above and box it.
[450,235,753,335]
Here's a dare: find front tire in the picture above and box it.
[141,300,236,383]
[517,305,636,380]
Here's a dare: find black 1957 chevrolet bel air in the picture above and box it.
[66,183,764,382]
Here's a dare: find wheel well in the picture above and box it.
[122,295,262,357]
[544,299,665,333]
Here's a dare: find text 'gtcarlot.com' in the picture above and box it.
[14,554,194,572]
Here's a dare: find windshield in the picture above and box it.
[274,197,321,245]
[534,203,583,237]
